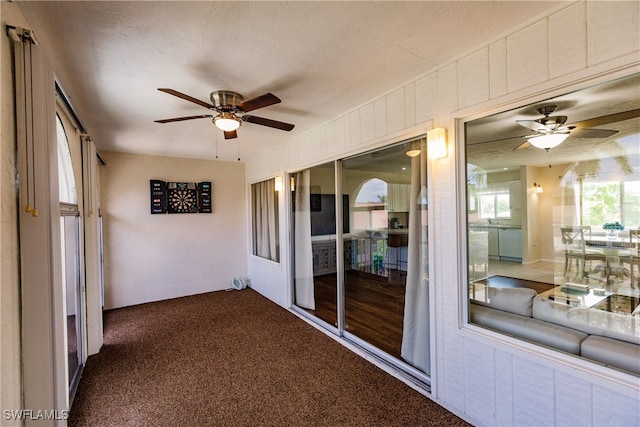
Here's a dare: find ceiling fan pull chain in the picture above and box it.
[215,131,219,160]
[237,136,240,162]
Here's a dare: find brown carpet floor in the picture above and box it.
[69,288,470,426]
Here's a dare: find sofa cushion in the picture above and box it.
[487,287,537,317]
[581,335,640,375]
[470,303,587,354]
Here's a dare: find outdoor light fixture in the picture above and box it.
[427,127,448,159]
[527,133,568,150]
[274,176,283,192]
[213,112,241,132]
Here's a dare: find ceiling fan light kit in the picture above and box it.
[214,112,241,131]
[527,133,569,150]
[155,88,294,140]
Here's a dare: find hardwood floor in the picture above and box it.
[304,270,406,359]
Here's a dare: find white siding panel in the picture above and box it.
[593,384,640,426]
[322,122,337,158]
[494,350,515,427]
[464,340,496,424]
[334,116,346,153]
[554,372,592,427]
[549,2,587,78]
[386,88,405,134]
[404,83,416,129]
[349,110,360,147]
[512,358,556,426]
[374,97,387,138]
[444,334,466,411]
[459,48,489,108]
[489,39,508,99]
[437,63,458,119]
[415,73,437,124]
[587,1,640,66]
[359,103,375,143]
[507,20,549,93]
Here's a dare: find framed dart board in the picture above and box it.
[150,180,212,214]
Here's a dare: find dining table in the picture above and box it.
[586,236,637,285]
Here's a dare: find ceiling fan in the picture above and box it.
[154,89,295,139]
[512,105,640,151]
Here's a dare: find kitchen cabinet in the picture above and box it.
[498,228,522,261]
[487,228,499,259]
[388,184,410,212]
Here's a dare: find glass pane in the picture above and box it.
[291,162,338,328]
[60,215,82,389]
[251,179,280,262]
[56,115,77,204]
[465,73,640,376]
[342,138,430,373]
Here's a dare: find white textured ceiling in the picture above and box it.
[17,1,564,162]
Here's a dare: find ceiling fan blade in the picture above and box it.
[568,109,640,129]
[154,114,213,123]
[224,130,237,140]
[513,140,531,151]
[158,88,214,109]
[237,93,281,112]
[516,119,549,132]
[570,128,618,138]
[242,115,294,131]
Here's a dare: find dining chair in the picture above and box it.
[620,229,640,288]
[560,226,606,282]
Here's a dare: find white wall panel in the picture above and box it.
[334,116,346,153]
[587,1,640,66]
[512,358,556,426]
[374,98,387,138]
[415,73,437,124]
[554,372,592,427]
[404,83,416,129]
[349,110,360,147]
[459,48,489,108]
[507,20,549,92]
[386,88,405,134]
[593,384,640,426]
[549,2,587,79]
[323,121,337,156]
[489,39,508,99]
[494,350,515,427]
[463,340,496,423]
[437,63,458,120]
[359,103,375,142]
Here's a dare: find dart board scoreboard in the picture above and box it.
[150,180,212,214]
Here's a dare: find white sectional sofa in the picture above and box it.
[470,287,640,375]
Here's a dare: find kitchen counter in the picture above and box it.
[469,224,521,229]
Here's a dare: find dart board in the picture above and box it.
[167,182,198,213]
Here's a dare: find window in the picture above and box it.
[251,178,280,262]
[464,74,640,376]
[580,180,640,228]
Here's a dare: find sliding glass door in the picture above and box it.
[290,137,430,377]
[291,162,339,328]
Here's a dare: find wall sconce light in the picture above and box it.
[290,176,295,191]
[533,182,543,193]
[427,127,448,159]
[274,176,283,192]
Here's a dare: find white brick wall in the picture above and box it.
[246,2,640,425]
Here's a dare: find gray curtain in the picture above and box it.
[252,179,279,262]
[401,138,430,373]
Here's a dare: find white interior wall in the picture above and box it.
[246,2,640,425]
[101,151,247,309]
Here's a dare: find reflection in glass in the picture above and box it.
[465,73,640,375]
